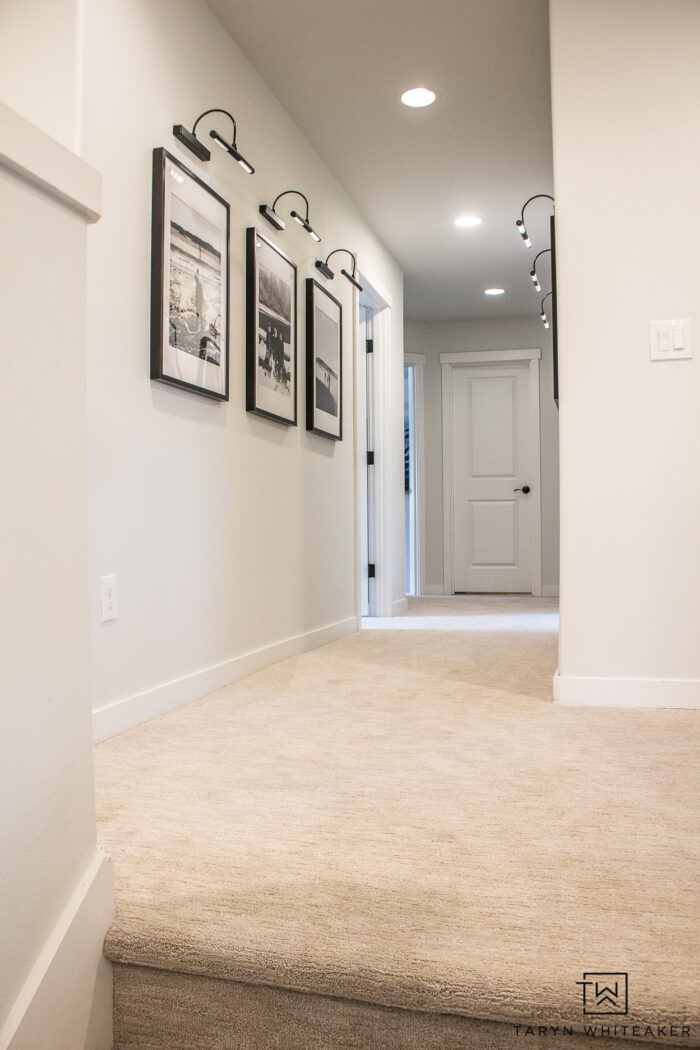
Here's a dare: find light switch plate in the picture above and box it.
[649,319,692,361]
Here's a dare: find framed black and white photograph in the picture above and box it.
[246,227,297,425]
[150,148,230,400]
[306,279,342,440]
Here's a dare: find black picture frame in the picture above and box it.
[550,213,559,408]
[306,278,342,440]
[150,147,230,400]
[246,227,297,425]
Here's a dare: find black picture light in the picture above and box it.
[529,248,551,292]
[540,291,552,329]
[259,190,321,242]
[314,249,363,291]
[173,108,254,173]
[515,193,554,249]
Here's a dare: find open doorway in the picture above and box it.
[358,303,375,617]
[403,352,425,598]
[356,275,394,619]
[404,364,416,596]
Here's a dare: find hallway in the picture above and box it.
[365,595,558,637]
[2,1,700,1045]
[95,604,697,1048]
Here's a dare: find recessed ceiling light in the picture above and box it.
[484,287,505,296]
[400,87,436,108]
[454,215,481,228]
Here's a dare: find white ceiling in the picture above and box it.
[206,0,554,322]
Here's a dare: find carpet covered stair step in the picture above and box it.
[95,622,699,1049]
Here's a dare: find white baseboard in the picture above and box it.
[392,597,409,614]
[541,584,560,597]
[555,673,700,709]
[420,584,445,596]
[93,616,358,742]
[1,850,113,1050]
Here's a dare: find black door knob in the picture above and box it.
[513,484,531,494]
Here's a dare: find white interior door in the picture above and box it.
[452,363,533,593]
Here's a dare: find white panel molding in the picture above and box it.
[556,674,700,709]
[93,616,358,742]
[442,349,542,596]
[392,597,409,614]
[0,850,113,1050]
[0,101,101,222]
[542,584,560,597]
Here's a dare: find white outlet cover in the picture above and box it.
[100,574,117,622]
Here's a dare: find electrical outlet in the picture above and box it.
[100,575,117,622]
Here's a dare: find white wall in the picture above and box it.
[405,317,559,593]
[550,0,700,707]
[82,0,404,735]
[0,103,112,1048]
[0,0,83,153]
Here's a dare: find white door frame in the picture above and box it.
[404,352,425,595]
[356,272,394,618]
[441,349,542,596]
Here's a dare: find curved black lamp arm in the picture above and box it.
[540,292,552,312]
[324,248,358,276]
[533,248,551,268]
[272,190,310,221]
[519,193,554,224]
[192,108,238,147]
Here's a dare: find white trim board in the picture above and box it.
[0,101,101,222]
[93,616,358,742]
[555,673,700,709]
[0,850,113,1050]
[441,349,543,597]
[439,348,542,364]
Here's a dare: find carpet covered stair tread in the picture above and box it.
[95,625,700,1046]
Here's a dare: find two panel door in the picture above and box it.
[451,363,533,593]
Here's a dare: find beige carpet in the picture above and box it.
[95,599,699,1047]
